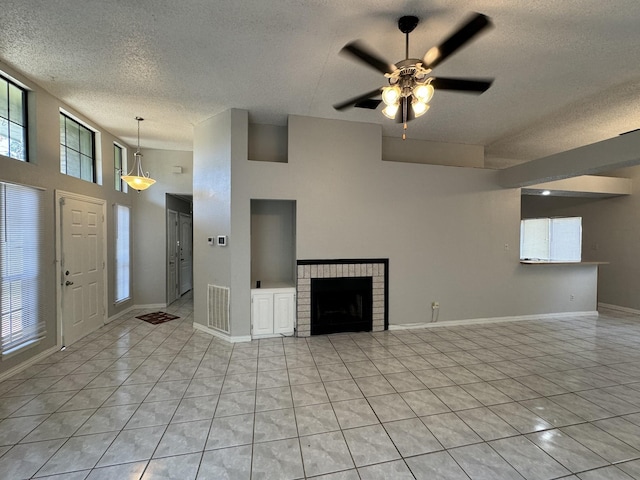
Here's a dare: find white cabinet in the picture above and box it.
[251,292,274,337]
[251,287,295,338]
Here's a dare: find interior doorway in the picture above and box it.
[167,209,179,305]
[166,194,193,305]
[179,212,193,295]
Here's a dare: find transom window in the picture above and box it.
[60,113,95,182]
[0,74,28,162]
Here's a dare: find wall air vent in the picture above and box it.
[207,284,230,333]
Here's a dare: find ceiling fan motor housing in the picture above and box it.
[398,15,419,34]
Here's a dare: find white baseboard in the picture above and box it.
[192,322,252,343]
[389,310,599,331]
[598,303,640,315]
[0,345,60,383]
[251,332,295,340]
[106,305,136,324]
[134,303,167,310]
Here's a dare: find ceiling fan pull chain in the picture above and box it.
[402,97,408,140]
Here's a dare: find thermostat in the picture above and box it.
[217,235,227,246]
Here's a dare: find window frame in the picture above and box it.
[59,112,96,183]
[520,216,582,262]
[0,73,29,162]
[1,180,46,357]
[113,142,127,192]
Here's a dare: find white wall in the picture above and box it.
[195,113,597,337]
[133,149,193,306]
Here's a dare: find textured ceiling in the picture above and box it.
[2,0,640,166]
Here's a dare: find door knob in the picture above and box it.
[65,280,74,286]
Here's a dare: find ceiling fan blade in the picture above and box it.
[431,77,493,94]
[354,99,383,110]
[341,41,398,75]
[333,87,384,111]
[422,13,492,69]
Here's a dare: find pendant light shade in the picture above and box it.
[121,117,155,192]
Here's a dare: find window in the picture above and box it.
[115,204,131,303]
[114,143,126,191]
[1,181,46,356]
[0,74,28,161]
[520,217,582,262]
[60,113,95,182]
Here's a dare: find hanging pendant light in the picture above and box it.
[121,116,155,192]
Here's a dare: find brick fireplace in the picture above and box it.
[296,259,388,337]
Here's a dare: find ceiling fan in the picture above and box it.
[334,13,494,139]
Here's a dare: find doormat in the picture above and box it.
[136,311,180,325]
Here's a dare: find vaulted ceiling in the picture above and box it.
[2,1,640,167]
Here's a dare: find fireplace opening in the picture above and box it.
[311,277,372,335]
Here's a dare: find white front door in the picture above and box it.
[167,210,179,305]
[59,194,105,346]
[179,213,192,295]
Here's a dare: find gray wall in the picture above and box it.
[193,111,598,339]
[0,61,135,374]
[522,165,640,310]
[133,149,193,306]
[251,200,296,286]
[192,110,234,334]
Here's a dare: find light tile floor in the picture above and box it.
[1,294,640,479]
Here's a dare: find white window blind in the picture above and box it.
[520,218,550,260]
[1,181,46,356]
[520,217,582,262]
[115,204,130,303]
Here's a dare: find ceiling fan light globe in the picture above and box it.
[382,103,399,119]
[412,100,429,117]
[413,84,434,103]
[382,85,401,105]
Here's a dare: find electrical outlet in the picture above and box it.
[432,301,440,309]
[504,243,509,251]
[570,294,575,301]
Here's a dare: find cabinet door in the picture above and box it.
[273,292,295,335]
[252,293,274,336]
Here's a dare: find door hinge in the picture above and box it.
[60,197,66,206]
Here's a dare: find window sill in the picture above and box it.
[520,260,609,265]
[1,338,42,360]
[114,298,132,307]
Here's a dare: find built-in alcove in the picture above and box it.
[248,123,288,163]
[250,199,296,287]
